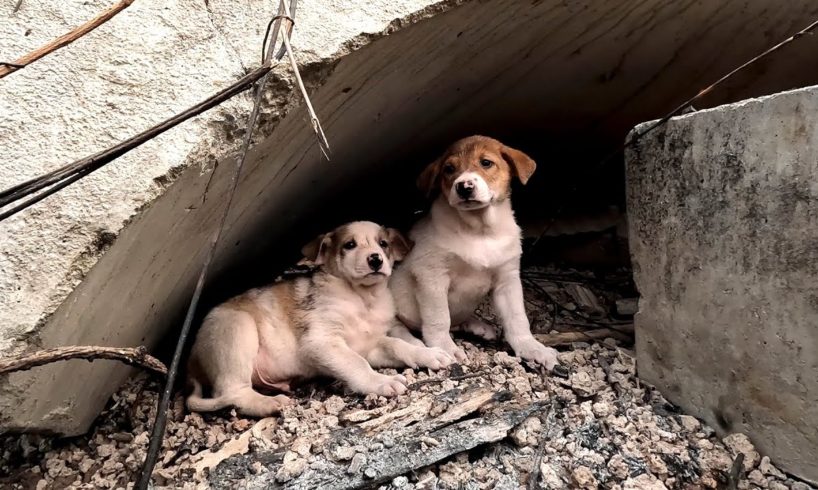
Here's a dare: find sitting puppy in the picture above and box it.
[186,221,454,417]
[390,136,558,369]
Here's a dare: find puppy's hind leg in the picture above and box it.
[453,315,498,342]
[188,309,291,417]
[388,321,426,347]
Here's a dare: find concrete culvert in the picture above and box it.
[2,0,818,486]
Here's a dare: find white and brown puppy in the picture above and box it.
[389,136,558,369]
[186,221,454,417]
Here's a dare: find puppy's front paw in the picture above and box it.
[371,374,408,397]
[427,336,469,364]
[513,340,559,370]
[414,346,455,371]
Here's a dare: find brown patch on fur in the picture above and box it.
[416,136,537,198]
[383,228,412,261]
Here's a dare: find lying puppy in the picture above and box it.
[390,136,558,369]
[187,221,454,417]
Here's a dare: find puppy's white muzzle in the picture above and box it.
[448,172,492,210]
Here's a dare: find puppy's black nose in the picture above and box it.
[368,253,383,271]
[456,180,474,199]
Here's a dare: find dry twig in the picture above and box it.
[0,345,166,376]
[0,0,136,79]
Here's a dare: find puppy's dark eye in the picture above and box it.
[443,163,456,174]
[480,159,494,168]
[379,239,389,248]
[343,240,357,250]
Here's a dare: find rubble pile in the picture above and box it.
[0,266,811,490]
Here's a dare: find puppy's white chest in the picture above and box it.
[453,234,519,269]
[343,299,393,354]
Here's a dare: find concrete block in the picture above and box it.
[627,85,818,482]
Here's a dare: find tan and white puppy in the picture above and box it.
[390,136,558,369]
[187,221,454,417]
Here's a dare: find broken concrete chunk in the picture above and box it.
[723,433,760,471]
[565,284,606,318]
[622,473,669,489]
[615,297,639,316]
[627,85,818,483]
[571,465,598,489]
[346,452,367,474]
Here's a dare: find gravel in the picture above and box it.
[1,265,813,490]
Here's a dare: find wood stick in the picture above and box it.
[0,0,135,79]
[535,325,634,346]
[0,345,167,376]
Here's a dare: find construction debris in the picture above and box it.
[0,266,812,489]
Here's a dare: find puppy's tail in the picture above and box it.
[185,379,232,413]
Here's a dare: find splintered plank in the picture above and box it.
[280,401,545,490]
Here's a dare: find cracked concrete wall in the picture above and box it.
[627,86,818,483]
[3,0,818,436]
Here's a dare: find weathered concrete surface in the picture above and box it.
[3,0,818,436]
[627,86,818,483]
[0,0,446,435]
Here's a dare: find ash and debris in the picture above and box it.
[0,265,812,490]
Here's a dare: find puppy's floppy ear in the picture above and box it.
[416,158,443,198]
[500,144,537,185]
[386,228,413,261]
[301,232,333,266]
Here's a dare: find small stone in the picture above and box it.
[291,437,312,457]
[615,298,639,316]
[592,401,613,417]
[511,416,542,447]
[35,480,48,490]
[747,470,768,488]
[275,452,306,483]
[647,453,668,475]
[364,467,377,479]
[723,433,760,471]
[324,396,346,415]
[79,457,95,474]
[540,462,567,489]
[392,475,409,487]
[572,465,597,489]
[133,432,149,446]
[792,483,811,490]
[96,444,116,458]
[622,473,669,489]
[110,432,134,443]
[330,445,356,461]
[759,456,786,479]
[678,415,700,432]
[769,483,789,490]
[347,452,367,474]
[607,454,630,479]
[249,461,265,475]
[493,351,518,367]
